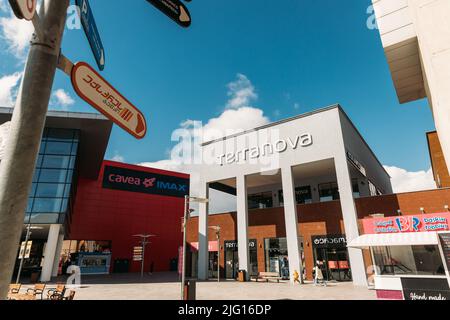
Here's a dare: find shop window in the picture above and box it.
[373,246,445,276]
[264,238,290,278]
[248,192,273,209]
[352,179,360,198]
[369,180,378,197]
[278,186,313,206]
[318,182,339,202]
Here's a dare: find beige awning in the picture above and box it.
[348,232,438,248]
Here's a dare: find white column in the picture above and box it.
[236,175,250,279]
[197,183,209,280]
[281,166,303,284]
[40,224,61,282]
[51,235,64,277]
[335,157,367,286]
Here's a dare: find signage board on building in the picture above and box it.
[401,278,450,301]
[71,62,147,139]
[363,213,450,234]
[18,241,32,259]
[102,165,189,198]
[8,0,37,21]
[75,0,106,71]
[224,240,257,250]
[311,235,347,249]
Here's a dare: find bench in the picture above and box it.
[252,272,283,283]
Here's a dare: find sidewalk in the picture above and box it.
[36,272,377,300]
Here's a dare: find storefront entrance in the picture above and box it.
[224,240,258,279]
[312,235,352,282]
[264,237,304,279]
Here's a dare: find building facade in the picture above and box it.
[0,108,189,282]
[371,0,450,175]
[192,105,393,286]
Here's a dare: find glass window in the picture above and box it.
[369,181,377,197]
[38,169,67,183]
[66,170,74,183]
[35,183,65,198]
[352,179,360,198]
[248,192,273,209]
[71,142,79,155]
[29,213,59,224]
[319,182,340,202]
[373,246,445,276]
[32,198,63,213]
[46,128,75,141]
[45,141,73,155]
[39,142,47,155]
[61,198,69,213]
[42,155,71,169]
[264,238,290,278]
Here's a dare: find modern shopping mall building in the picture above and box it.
[185,105,450,300]
[0,107,189,282]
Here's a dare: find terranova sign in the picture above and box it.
[217,133,313,166]
[71,62,147,139]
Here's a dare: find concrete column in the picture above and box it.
[334,157,367,287]
[40,224,61,282]
[281,166,303,284]
[51,234,64,277]
[236,175,250,279]
[197,183,209,280]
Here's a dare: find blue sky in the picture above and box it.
[0,1,436,179]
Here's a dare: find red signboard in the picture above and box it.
[71,62,147,139]
[363,213,450,234]
[9,0,37,21]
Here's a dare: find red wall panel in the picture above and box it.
[68,161,188,273]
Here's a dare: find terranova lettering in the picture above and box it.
[217,133,313,166]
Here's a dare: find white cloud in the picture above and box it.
[225,73,258,110]
[384,166,436,193]
[50,89,75,110]
[111,153,125,163]
[0,9,34,59]
[139,74,269,213]
[0,72,21,107]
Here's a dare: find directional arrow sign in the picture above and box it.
[8,0,37,21]
[146,0,191,28]
[71,62,147,139]
[76,0,105,71]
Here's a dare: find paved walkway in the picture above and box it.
[32,272,377,300]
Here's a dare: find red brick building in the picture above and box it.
[186,188,450,281]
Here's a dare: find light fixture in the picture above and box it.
[445,205,449,212]
[420,207,425,214]
[397,210,402,216]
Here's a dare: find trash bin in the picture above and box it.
[184,280,196,300]
[238,270,247,282]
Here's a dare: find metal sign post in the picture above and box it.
[0,0,70,300]
[75,0,105,71]
[133,234,156,277]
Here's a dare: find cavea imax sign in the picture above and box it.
[217,133,313,166]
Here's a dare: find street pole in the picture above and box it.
[181,195,188,300]
[141,239,145,278]
[217,229,220,283]
[16,221,31,284]
[0,0,70,300]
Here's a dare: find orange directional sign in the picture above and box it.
[8,0,37,21]
[71,62,147,139]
